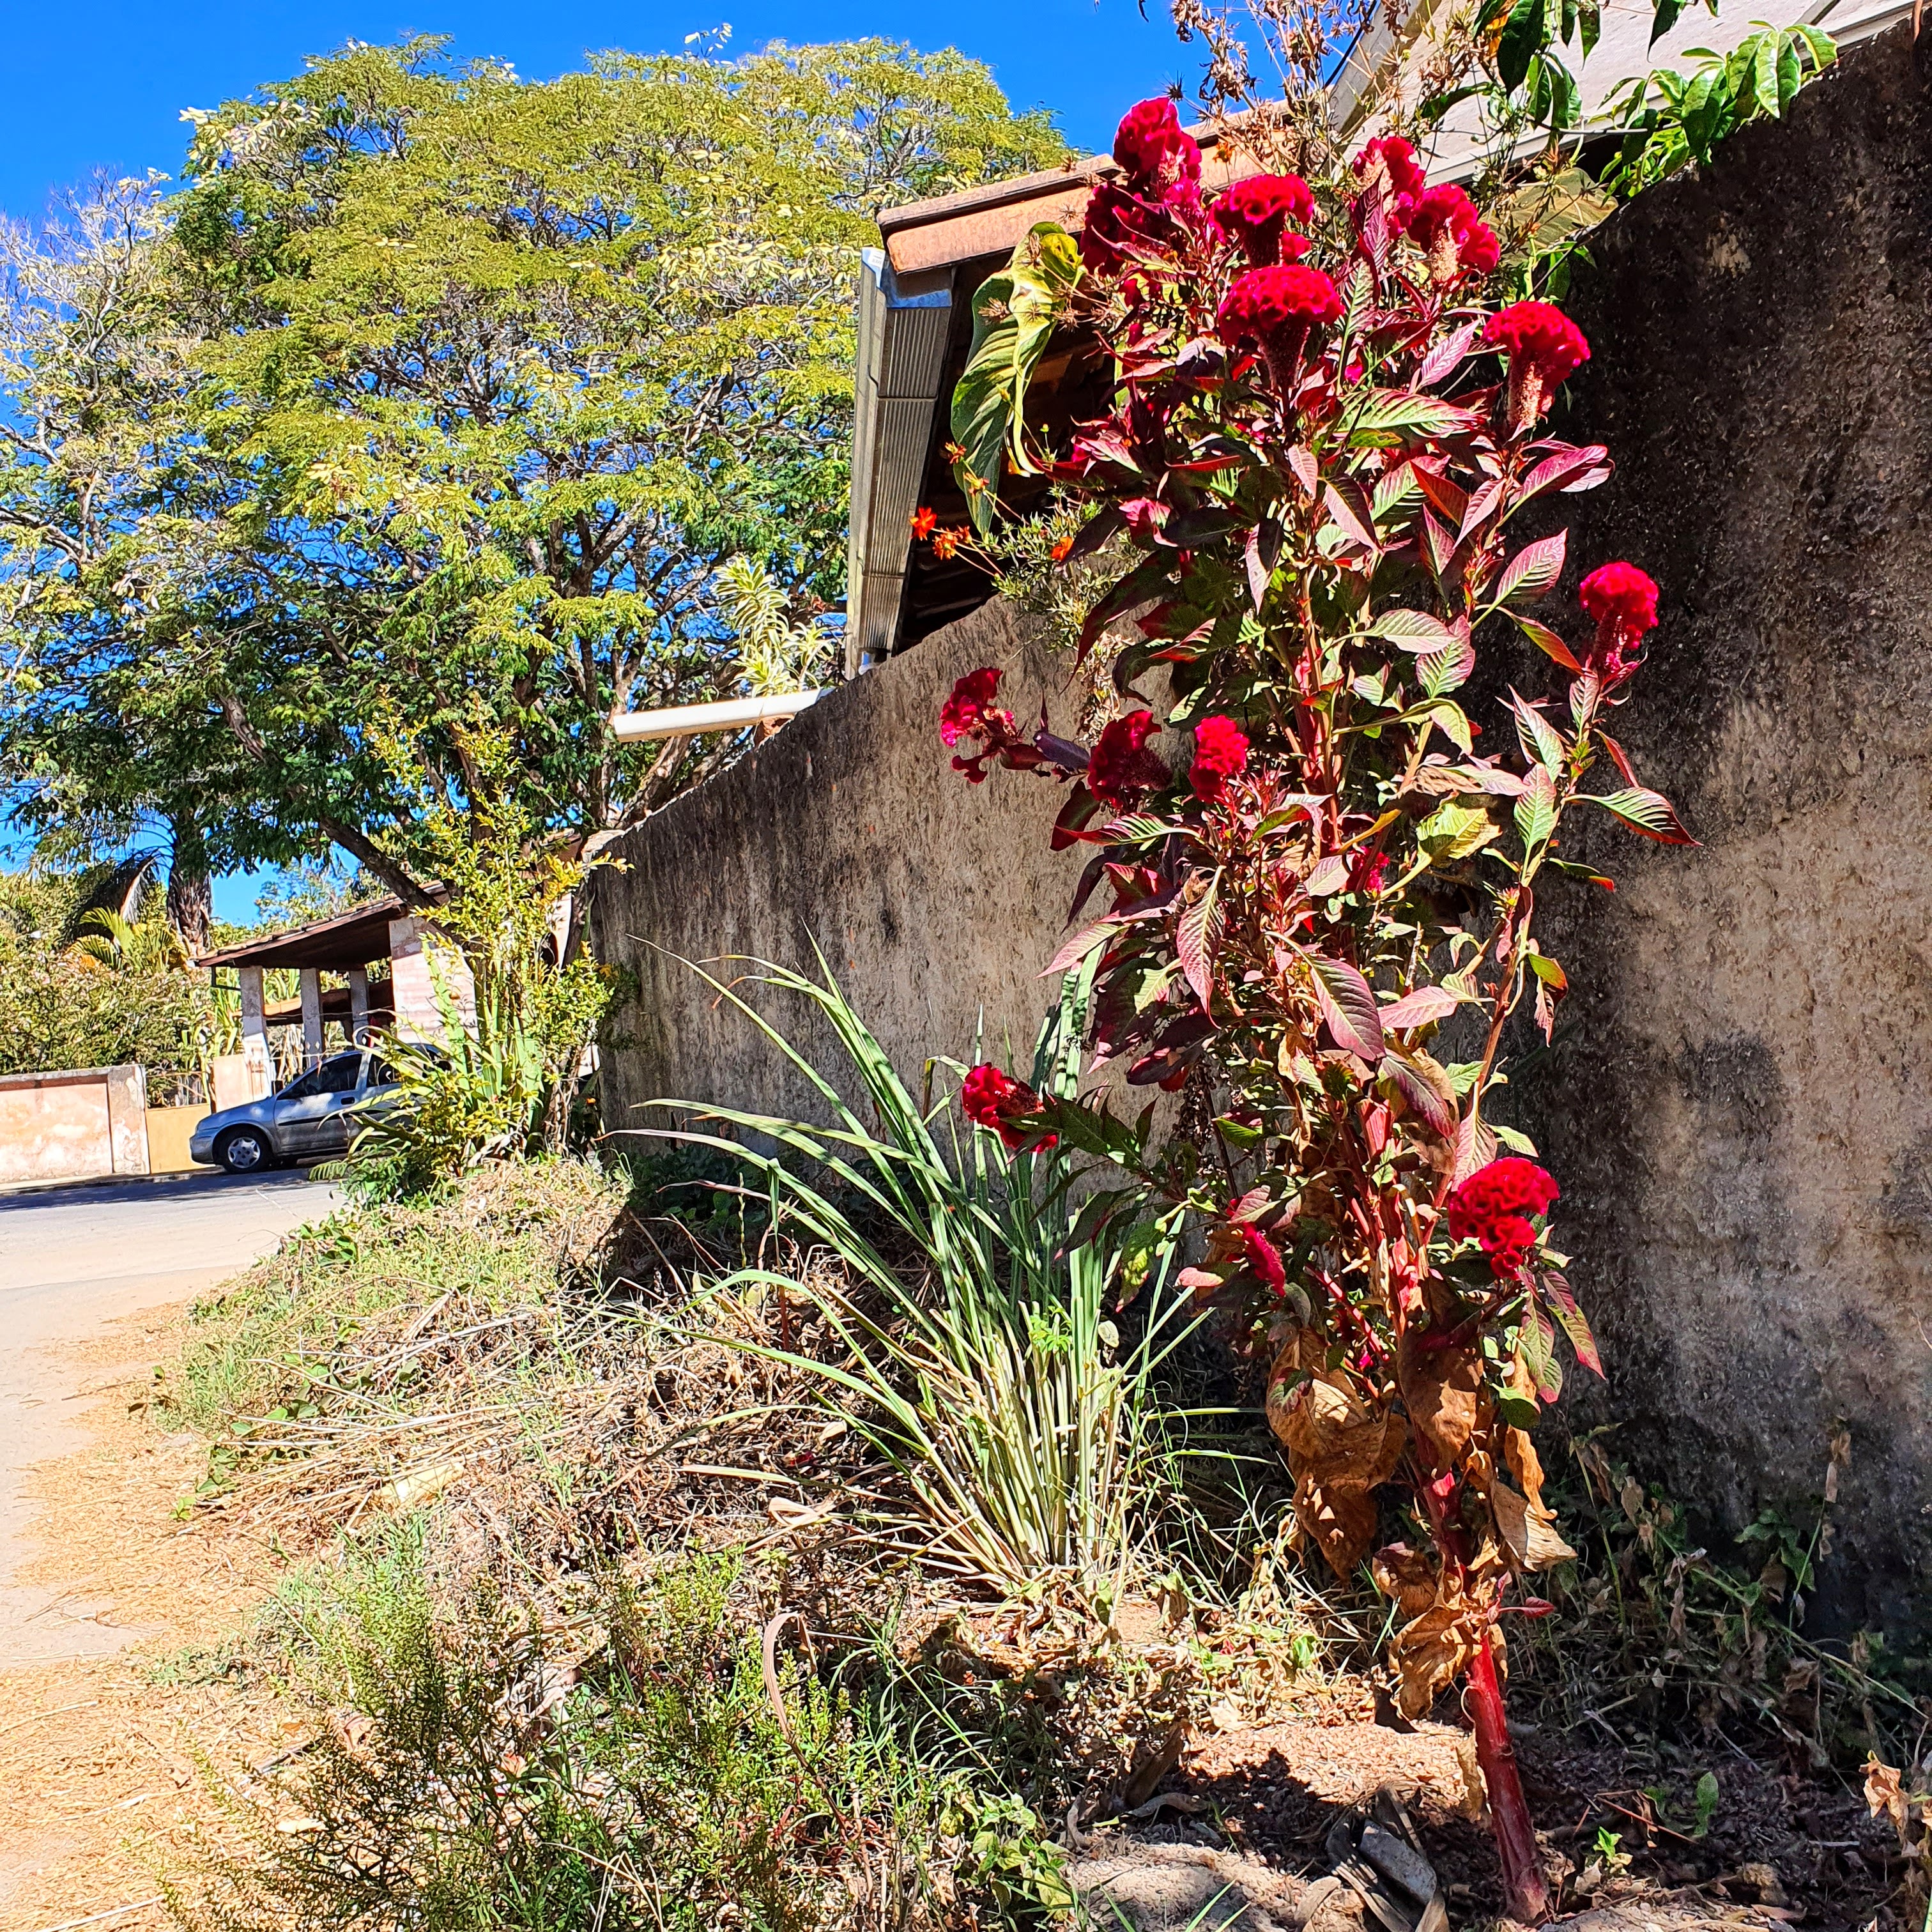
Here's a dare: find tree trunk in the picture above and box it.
[166,820,214,955]
[1468,1632,1550,1925]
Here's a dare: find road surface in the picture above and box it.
[0,1170,341,1666]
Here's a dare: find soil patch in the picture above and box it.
[0,1305,287,1932]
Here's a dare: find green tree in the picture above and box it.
[0,37,1062,910]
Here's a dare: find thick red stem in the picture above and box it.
[1468,1631,1550,1924]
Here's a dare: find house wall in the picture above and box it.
[597,22,1932,1632]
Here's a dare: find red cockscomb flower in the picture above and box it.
[940,666,1041,782]
[1190,714,1250,801]
[939,667,1003,747]
[910,507,937,539]
[1113,96,1202,192]
[1217,264,1343,394]
[1446,1156,1560,1277]
[1578,561,1660,687]
[1213,172,1315,266]
[961,1062,1055,1152]
[1234,1222,1287,1296]
[1485,300,1590,431]
[1352,135,1427,227]
[1087,709,1170,809]
[1407,184,1499,284]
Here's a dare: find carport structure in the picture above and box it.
[197,898,471,1084]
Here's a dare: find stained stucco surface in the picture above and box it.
[595,599,1085,1140]
[1500,23,1932,1629]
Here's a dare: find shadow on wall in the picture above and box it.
[1487,19,1932,1634]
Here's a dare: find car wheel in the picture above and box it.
[216,1126,273,1174]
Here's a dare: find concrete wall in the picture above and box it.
[597,24,1932,1630]
[596,599,1085,1138]
[0,1066,150,1186]
[1491,23,1932,1630]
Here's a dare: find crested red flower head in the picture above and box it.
[1352,135,1427,227]
[939,667,1004,747]
[1407,183,1499,283]
[962,1062,1055,1152]
[1578,561,1660,686]
[939,665,1046,783]
[1446,1157,1560,1277]
[1113,96,1202,192]
[1217,264,1343,392]
[1485,300,1590,431]
[1213,172,1315,266]
[1234,1222,1287,1296]
[1087,709,1170,810]
[1190,714,1250,801]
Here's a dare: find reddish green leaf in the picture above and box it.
[1514,613,1583,671]
[1176,880,1220,1007]
[1379,984,1464,1029]
[1495,530,1567,604]
[1306,952,1385,1062]
[1584,786,1698,845]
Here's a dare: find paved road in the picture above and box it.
[0,1170,341,1665]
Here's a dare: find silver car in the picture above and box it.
[190,1048,401,1174]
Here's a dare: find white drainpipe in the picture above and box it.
[610,691,825,743]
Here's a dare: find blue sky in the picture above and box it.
[3,0,1184,923]
[0,0,1184,229]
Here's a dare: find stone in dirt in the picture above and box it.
[1071,1841,1308,1931]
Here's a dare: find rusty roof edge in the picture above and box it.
[195,893,417,969]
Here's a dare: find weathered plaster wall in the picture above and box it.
[595,599,1085,1139]
[599,24,1932,1629]
[1500,23,1932,1630]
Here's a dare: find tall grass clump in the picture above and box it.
[645,961,1199,1608]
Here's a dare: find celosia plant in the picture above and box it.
[927,102,1694,1922]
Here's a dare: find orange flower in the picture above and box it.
[909,507,937,540]
[943,440,967,464]
[1050,535,1075,563]
[932,526,967,561]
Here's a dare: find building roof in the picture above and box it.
[197,896,412,972]
[845,118,1270,674]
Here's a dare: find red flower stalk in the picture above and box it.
[1190,714,1250,801]
[1234,1222,1287,1295]
[940,666,1042,782]
[1216,264,1344,395]
[1578,561,1660,689]
[1406,184,1499,285]
[1485,300,1590,433]
[962,1063,1055,1152]
[1087,709,1171,809]
[1352,135,1427,228]
[1213,172,1315,266]
[1082,99,1206,274]
[1446,1156,1560,1277]
[1112,96,1202,194]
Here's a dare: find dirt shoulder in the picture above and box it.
[0,1300,289,1931]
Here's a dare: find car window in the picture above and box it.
[314,1053,364,1095]
[368,1056,397,1088]
[277,1067,323,1101]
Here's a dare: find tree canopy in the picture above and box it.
[0,36,1063,928]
